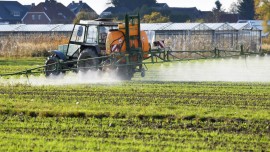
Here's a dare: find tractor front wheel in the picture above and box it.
[44,55,62,77]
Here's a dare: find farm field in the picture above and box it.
[0,58,270,151]
[0,57,44,74]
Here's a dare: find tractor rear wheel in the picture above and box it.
[77,48,100,73]
[44,55,62,77]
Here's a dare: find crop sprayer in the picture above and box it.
[0,14,261,80]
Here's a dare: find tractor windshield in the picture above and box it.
[70,25,86,43]
[86,25,98,43]
[67,25,87,56]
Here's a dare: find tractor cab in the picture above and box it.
[66,19,118,59]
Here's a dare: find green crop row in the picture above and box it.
[1,116,269,151]
[0,82,270,151]
[0,58,270,151]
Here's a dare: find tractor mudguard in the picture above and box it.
[51,50,67,61]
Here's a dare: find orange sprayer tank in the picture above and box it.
[106,30,126,55]
[118,23,138,36]
[106,24,150,59]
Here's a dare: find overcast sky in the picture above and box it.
[3,0,238,14]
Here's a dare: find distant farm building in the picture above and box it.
[0,22,261,52]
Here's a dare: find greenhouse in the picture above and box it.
[141,22,261,52]
[0,24,73,36]
[0,22,262,52]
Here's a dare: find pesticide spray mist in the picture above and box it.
[0,69,121,86]
[1,55,270,86]
[152,55,270,82]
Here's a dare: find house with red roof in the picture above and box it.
[22,0,75,24]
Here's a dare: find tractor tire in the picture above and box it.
[44,55,62,77]
[77,48,100,73]
[117,66,134,81]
